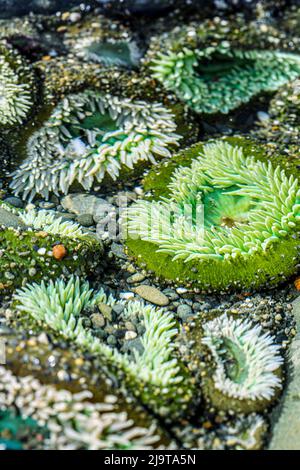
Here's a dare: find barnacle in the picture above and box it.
[10,90,180,201]
[146,19,300,114]
[126,138,300,291]
[201,313,283,412]
[13,276,194,418]
[0,366,162,450]
[0,41,35,127]
[0,207,102,291]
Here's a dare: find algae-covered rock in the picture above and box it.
[0,206,103,291]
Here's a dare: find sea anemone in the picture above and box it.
[13,276,194,418]
[0,41,35,127]
[146,19,300,114]
[126,138,300,291]
[0,366,162,450]
[71,37,142,69]
[10,90,180,201]
[64,13,142,69]
[201,313,283,412]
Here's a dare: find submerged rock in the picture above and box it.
[0,1,86,19]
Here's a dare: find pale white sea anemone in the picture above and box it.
[0,366,162,450]
[10,90,180,201]
[202,313,283,402]
[13,277,183,400]
[0,46,32,126]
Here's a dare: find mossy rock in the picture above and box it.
[125,136,300,292]
[0,226,102,292]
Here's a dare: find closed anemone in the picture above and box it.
[150,42,300,114]
[126,139,300,291]
[10,90,180,201]
[0,42,34,127]
[73,37,142,69]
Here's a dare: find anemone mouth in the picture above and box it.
[215,337,249,385]
[195,49,255,80]
[10,90,180,201]
[203,190,256,229]
[150,43,300,114]
[202,314,283,402]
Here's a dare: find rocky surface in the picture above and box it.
[269,296,300,450]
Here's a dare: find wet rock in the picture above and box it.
[269,296,300,450]
[110,242,127,260]
[61,193,113,218]
[112,303,125,316]
[133,285,169,306]
[98,303,113,322]
[125,330,137,340]
[122,337,144,355]
[0,1,85,19]
[127,273,146,284]
[3,197,24,209]
[0,208,25,229]
[177,304,193,321]
[76,214,95,227]
[91,313,105,329]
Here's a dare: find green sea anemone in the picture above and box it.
[145,18,300,114]
[126,138,300,291]
[0,207,102,291]
[201,313,283,412]
[0,366,162,450]
[10,90,181,201]
[13,276,195,418]
[0,41,35,127]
